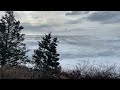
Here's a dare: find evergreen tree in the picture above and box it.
[33,33,61,78]
[0,11,28,66]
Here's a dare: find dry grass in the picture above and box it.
[0,63,119,79]
[0,65,41,79]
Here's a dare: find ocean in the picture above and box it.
[24,35,120,70]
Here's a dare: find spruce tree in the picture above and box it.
[33,33,61,78]
[0,11,28,66]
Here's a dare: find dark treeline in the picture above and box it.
[0,11,28,66]
[0,11,120,79]
[0,11,61,79]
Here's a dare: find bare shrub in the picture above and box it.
[0,65,41,79]
[60,61,119,79]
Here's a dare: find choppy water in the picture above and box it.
[24,35,120,70]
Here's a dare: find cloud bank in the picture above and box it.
[0,11,120,36]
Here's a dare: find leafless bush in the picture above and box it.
[60,61,120,79]
[0,61,119,79]
[0,65,41,79]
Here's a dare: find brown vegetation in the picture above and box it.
[0,64,119,79]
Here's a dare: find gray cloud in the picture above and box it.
[85,11,120,24]
[65,11,120,24]
[21,23,54,35]
[66,19,84,24]
[65,11,90,16]
[23,23,52,30]
[0,11,119,35]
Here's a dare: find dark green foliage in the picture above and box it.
[33,33,61,78]
[0,11,28,66]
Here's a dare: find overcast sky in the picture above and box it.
[0,11,120,36]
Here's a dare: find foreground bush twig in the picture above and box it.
[0,63,119,79]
